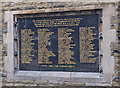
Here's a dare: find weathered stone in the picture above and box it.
[2,73,7,77]
[111,42,120,50]
[113,76,120,82]
[21,80,35,84]
[64,82,85,86]
[0,62,4,67]
[13,83,25,86]
[2,44,7,56]
[35,81,49,86]
[111,42,120,56]
[114,57,120,64]
[5,83,14,86]
[0,68,2,73]
[0,1,119,87]
[53,4,65,8]
[112,81,119,86]
[110,24,118,29]
[111,16,118,24]
[2,22,7,30]
[24,6,37,10]
[111,51,120,56]
[3,3,14,7]
[114,64,119,69]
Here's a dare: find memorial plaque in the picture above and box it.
[18,14,99,72]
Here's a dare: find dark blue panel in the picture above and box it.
[18,14,99,72]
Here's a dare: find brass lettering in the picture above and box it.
[38,29,56,64]
[58,28,76,64]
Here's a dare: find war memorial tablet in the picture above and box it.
[18,14,99,72]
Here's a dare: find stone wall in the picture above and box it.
[0,0,119,87]
[111,1,120,86]
[0,2,2,88]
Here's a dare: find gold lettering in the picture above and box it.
[79,27,97,63]
[38,29,56,64]
[21,29,34,64]
[58,28,76,64]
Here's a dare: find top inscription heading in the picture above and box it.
[32,18,82,27]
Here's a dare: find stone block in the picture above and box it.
[3,28,7,33]
[21,80,35,84]
[0,57,2,61]
[0,22,2,27]
[0,41,2,44]
[0,62,3,67]
[2,3,14,7]
[34,80,49,86]
[112,81,119,86]
[112,76,120,82]
[110,24,118,29]
[112,53,120,56]
[0,17,2,23]
[111,42,120,56]
[111,42,120,50]
[86,83,111,86]
[0,68,2,73]
[24,5,37,10]
[117,31,120,38]
[2,73,7,77]
[5,83,14,86]
[2,45,7,56]
[0,0,11,2]
[114,71,120,77]
[2,22,7,30]
[111,16,118,24]
[0,36,3,41]
[0,31,2,35]
[114,64,120,71]
[114,58,120,64]
[6,79,17,83]
[13,83,25,86]
[64,82,85,86]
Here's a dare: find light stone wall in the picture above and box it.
[0,2,3,88]
[101,4,116,84]
[0,0,119,87]
[0,0,119,2]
